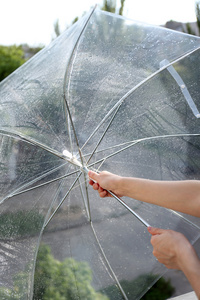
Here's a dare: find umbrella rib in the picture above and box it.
[90,221,129,300]
[0,129,83,201]
[62,5,96,162]
[44,173,81,227]
[86,133,200,228]
[0,128,83,168]
[42,178,68,223]
[81,45,200,150]
[78,177,91,220]
[62,7,97,222]
[0,128,65,159]
[169,209,200,231]
[29,181,72,296]
[6,168,80,200]
[87,133,200,167]
[86,103,122,166]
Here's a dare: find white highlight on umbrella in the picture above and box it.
[62,149,82,167]
[62,149,90,175]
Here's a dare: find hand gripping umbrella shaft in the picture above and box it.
[63,150,150,227]
[83,168,150,228]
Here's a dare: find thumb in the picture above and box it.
[147,227,165,236]
[88,170,99,183]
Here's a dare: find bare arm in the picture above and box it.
[148,227,200,299]
[89,170,200,297]
[88,171,200,217]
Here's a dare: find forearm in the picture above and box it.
[179,245,200,299]
[119,177,200,217]
[88,171,200,217]
[149,227,200,299]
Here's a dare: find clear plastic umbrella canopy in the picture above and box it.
[1,7,200,300]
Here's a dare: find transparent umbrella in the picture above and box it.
[1,7,200,300]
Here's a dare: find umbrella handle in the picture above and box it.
[83,166,150,227]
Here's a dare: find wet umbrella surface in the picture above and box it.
[1,7,200,300]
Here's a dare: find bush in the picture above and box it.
[0,209,44,239]
[33,244,109,300]
[0,244,109,299]
[101,273,175,300]
[0,45,25,81]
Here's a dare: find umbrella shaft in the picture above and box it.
[108,190,150,227]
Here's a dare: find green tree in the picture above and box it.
[185,22,196,35]
[184,1,200,36]
[33,244,109,300]
[101,0,116,13]
[195,1,200,35]
[101,0,126,15]
[102,274,175,300]
[53,19,61,39]
[0,45,25,82]
[0,244,109,299]
[53,1,126,39]
[0,210,44,239]
[119,0,125,16]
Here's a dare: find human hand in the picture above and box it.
[88,170,123,198]
[148,227,194,270]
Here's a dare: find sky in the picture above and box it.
[0,0,198,47]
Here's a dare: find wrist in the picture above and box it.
[117,176,136,197]
[178,244,200,297]
[178,242,198,271]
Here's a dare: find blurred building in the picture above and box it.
[164,21,199,36]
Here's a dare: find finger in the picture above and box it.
[99,190,108,198]
[148,227,165,236]
[155,257,176,269]
[88,170,99,182]
[98,186,105,193]
[98,186,109,197]
[89,179,94,186]
[152,250,169,264]
[92,182,100,190]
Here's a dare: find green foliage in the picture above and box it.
[101,0,116,13]
[196,1,200,35]
[184,1,200,36]
[185,22,196,35]
[141,277,175,299]
[33,244,109,300]
[0,45,25,81]
[101,274,175,300]
[101,0,125,15]
[0,287,21,300]
[72,16,79,24]
[0,210,44,239]
[119,0,125,15]
[0,263,32,300]
[53,20,61,39]
[0,244,109,299]
[53,1,126,39]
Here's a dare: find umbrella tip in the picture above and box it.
[62,149,83,168]
[62,149,73,159]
